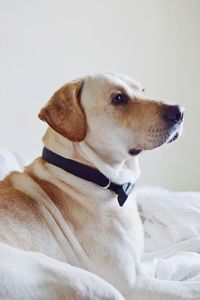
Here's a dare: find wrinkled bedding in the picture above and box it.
[1,148,200,285]
[136,186,200,282]
[0,147,28,180]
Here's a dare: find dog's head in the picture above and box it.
[39,73,184,161]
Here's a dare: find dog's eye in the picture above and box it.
[111,93,128,105]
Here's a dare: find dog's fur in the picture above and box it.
[0,73,197,300]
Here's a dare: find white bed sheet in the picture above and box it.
[0,147,28,180]
[136,186,200,283]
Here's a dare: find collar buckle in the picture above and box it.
[99,178,111,190]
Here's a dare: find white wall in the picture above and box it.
[0,0,200,190]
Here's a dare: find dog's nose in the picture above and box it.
[164,105,185,124]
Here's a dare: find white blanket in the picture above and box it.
[136,186,200,282]
[0,148,28,180]
[1,149,200,285]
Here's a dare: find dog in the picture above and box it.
[1,72,197,300]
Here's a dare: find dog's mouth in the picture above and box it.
[129,124,182,155]
[167,131,179,143]
[129,130,180,156]
[129,149,142,156]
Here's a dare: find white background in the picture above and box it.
[0,0,199,190]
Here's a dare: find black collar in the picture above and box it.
[42,147,135,207]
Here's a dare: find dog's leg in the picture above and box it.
[134,273,200,300]
[0,243,124,300]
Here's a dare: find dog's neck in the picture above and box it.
[42,128,141,185]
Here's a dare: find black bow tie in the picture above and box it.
[42,147,135,207]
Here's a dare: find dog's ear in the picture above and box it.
[38,80,87,142]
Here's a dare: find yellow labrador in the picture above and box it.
[1,73,196,300]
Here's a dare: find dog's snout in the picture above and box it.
[164,105,185,124]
